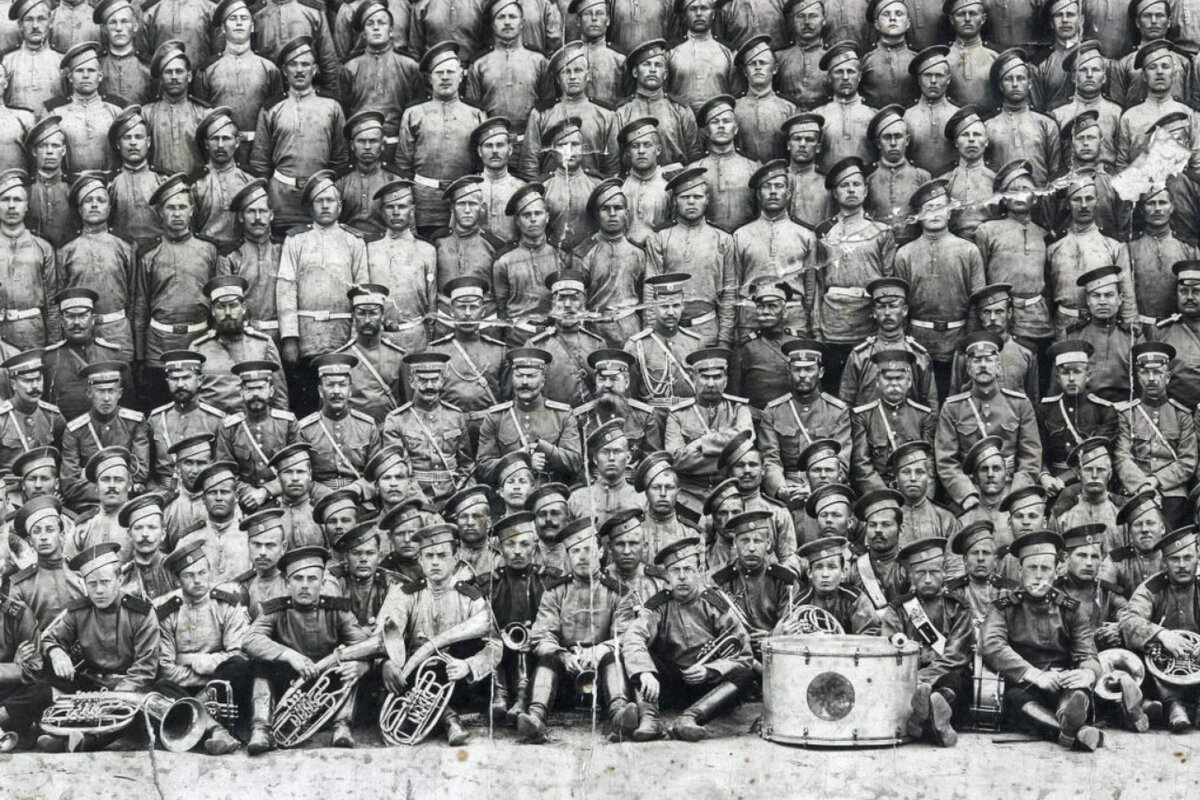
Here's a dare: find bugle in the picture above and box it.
[693,631,741,669]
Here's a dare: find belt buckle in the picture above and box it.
[172,323,191,334]
[933,321,949,332]
[309,310,330,322]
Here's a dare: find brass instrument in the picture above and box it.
[569,644,598,696]
[502,622,531,705]
[379,655,455,746]
[692,631,741,669]
[1145,630,1200,687]
[204,680,238,727]
[1095,648,1146,703]
[272,667,360,749]
[40,690,210,752]
[778,604,845,635]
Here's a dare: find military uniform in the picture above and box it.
[904,96,960,176]
[52,96,122,173]
[136,232,223,362]
[1120,568,1200,711]
[176,514,250,585]
[644,220,737,348]
[571,398,662,466]
[380,399,472,500]
[973,216,1053,342]
[1146,315,1200,407]
[427,332,507,419]
[730,328,800,410]
[1106,546,1161,599]
[814,214,895,346]
[1129,231,1199,324]
[838,335,938,408]
[1046,223,1135,333]
[230,567,289,620]
[477,397,582,484]
[60,407,150,508]
[667,34,738,113]
[433,226,505,303]
[866,161,930,243]
[69,508,128,563]
[663,395,754,507]
[195,48,284,151]
[139,0,215,67]
[147,401,226,490]
[1114,397,1197,501]
[894,231,985,363]
[984,107,1060,186]
[100,52,151,107]
[0,105,33,171]
[775,42,831,109]
[336,165,391,236]
[119,555,177,602]
[711,561,798,635]
[43,592,160,691]
[732,91,794,165]
[900,498,961,549]
[155,585,250,688]
[297,407,381,491]
[1039,392,1118,476]
[695,149,759,234]
[935,387,1042,506]
[626,327,703,408]
[2,44,64,114]
[731,214,817,334]
[1052,96,1122,172]
[861,42,918,109]
[850,398,936,492]
[57,230,138,361]
[8,557,85,630]
[0,588,46,729]
[190,330,288,415]
[613,92,703,167]
[493,240,569,338]
[786,583,880,634]
[949,335,1038,398]
[946,40,998,110]
[466,42,553,125]
[327,569,396,628]
[409,0,487,63]
[881,587,973,685]
[0,398,64,472]
[528,326,606,405]
[786,164,832,229]
[394,96,487,229]
[757,391,851,497]
[571,233,647,347]
[140,95,209,177]
[477,171,524,242]
[276,223,368,359]
[163,499,206,553]
[192,164,252,252]
[24,171,77,251]
[0,225,57,351]
[333,339,407,423]
[338,47,421,147]
[250,0,339,91]
[108,165,165,248]
[618,169,669,247]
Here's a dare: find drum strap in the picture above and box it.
[901,596,946,655]
[855,553,889,610]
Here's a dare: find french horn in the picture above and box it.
[779,604,845,635]
[1145,630,1200,688]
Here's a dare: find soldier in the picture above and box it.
[57,174,137,362]
[381,352,473,505]
[335,111,394,237]
[472,118,522,242]
[117,494,174,600]
[376,523,502,747]
[445,484,501,577]
[944,520,1013,621]
[774,0,831,109]
[865,106,930,243]
[838,278,937,408]
[780,113,832,230]
[1051,437,1122,542]
[732,160,817,334]
[981,530,1105,751]
[0,169,57,351]
[846,488,908,607]
[46,43,121,174]
[1064,265,1137,400]
[106,107,165,250]
[644,171,737,348]
[567,0,625,106]
[667,0,738,113]
[140,42,208,177]
[191,276,289,415]
[710,509,799,658]
[635,452,697,559]
[21,116,77,251]
[1038,340,1119,485]
[1114,2,1189,106]
[138,0,213,68]
[242,546,370,753]
[466,0,552,127]
[628,272,700,407]
[41,290,122,423]
[1114,342,1197,527]
[1116,39,1194,170]
[1051,41,1121,171]
[333,285,407,422]
[494,183,570,345]
[394,42,486,234]
[173,461,249,586]
[0,349,64,471]
[146,351,225,493]
[70,446,134,559]
[296,353,382,495]
[731,36,794,164]
[373,495,427,577]
[757,340,852,503]
[949,284,1039,398]
[694,95,758,235]
[1057,115,1132,239]
[942,105,995,240]
[94,0,149,106]
[613,40,702,167]
[8,495,85,629]
[250,0,338,92]
[523,270,602,404]
[0,552,46,748]
[1150,261,1200,406]
[1107,490,1164,597]
[328,519,395,628]
[786,535,880,632]
[519,516,636,742]
[337,2,420,159]
[225,508,289,619]
[433,178,505,311]
[850,350,936,493]
[314,489,365,566]
[1,0,63,114]
[191,107,252,252]
[365,182,437,350]
[195,0,282,165]
[162,434,213,548]
[811,42,876,173]
[60,362,148,511]
[615,118,669,247]
[568,419,641,527]
[904,45,960,177]
[891,440,961,545]
[0,66,33,172]
[136,173,222,378]
[718,430,798,569]
[477,347,582,484]
[427,277,507,439]
[573,181,647,347]
[861,0,917,108]
[1130,187,1197,326]
[248,37,349,229]
[409,0,488,64]
[269,443,322,549]
[984,49,1060,184]
[38,543,161,753]
[601,506,667,617]
[219,180,283,341]
[573,349,661,464]
[366,442,420,521]
[944,0,999,111]
[703,478,743,571]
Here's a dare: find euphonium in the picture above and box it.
[40,691,211,752]
[379,655,455,746]
[1145,630,1200,688]
[272,667,360,748]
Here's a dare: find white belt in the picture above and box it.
[1011,294,1044,308]
[682,310,716,326]
[910,318,966,331]
[149,318,207,334]
[390,317,425,332]
[2,308,39,321]
[1057,305,1079,318]
[413,469,453,482]
[96,310,126,324]
[297,310,352,322]
[240,130,255,142]
[384,135,399,145]
[272,171,300,188]
[1139,315,1161,327]
[609,306,639,321]
[413,174,443,189]
[251,319,279,331]
[825,286,869,299]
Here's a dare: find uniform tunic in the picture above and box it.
[732,90,793,164]
[944,161,995,240]
[0,397,64,470]
[375,578,498,682]
[222,237,284,333]
[1129,230,1198,322]
[861,42,918,109]
[900,499,961,549]
[730,327,794,409]
[394,97,487,229]
[580,41,627,108]
[195,47,284,140]
[1114,396,1197,498]
[811,95,877,174]
[814,213,895,343]
[108,165,165,248]
[57,229,138,361]
[2,44,65,114]
[786,164,833,230]
[366,230,436,351]
[476,397,582,483]
[41,337,123,421]
[140,0,215,68]
[621,587,754,679]
[758,390,851,495]
[644,219,737,347]
[904,96,960,177]
[233,567,289,619]
[156,589,249,687]
[572,232,646,346]
[838,334,938,408]
[973,216,1052,340]
[276,223,368,357]
[985,106,1060,185]
[529,325,605,405]
[711,562,798,635]
[120,553,177,602]
[243,594,368,663]
[663,396,754,500]
[779,584,880,634]
[146,400,226,490]
[626,327,704,407]
[949,334,1038,398]
[1115,96,1195,172]
[1148,315,1200,407]
[252,0,339,93]
[850,397,937,492]
[1052,95,1122,172]
[142,96,208,177]
[53,95,122,172]
[43,594,160,691]
[427,332,507,416]
[380,400,473,498]
[466,42,553,124]
[1046,223,1136,331]
[492,239,569,331]
[478,171,524,242]
[190,329,289,413]
[338,47,421,138]
[894,230,986,360]
[1038,392,1118,474]
[25,172,76,250]
[522,98,618,181]
[543,167,599,250]
[774,42,830,110]
[0,227,57,350]
[606,0,674,54]
[695,149,759,233]
[0,106,33,171]
[135,232,222,361]
[216,407,300,497]
[334,339,407,422]
[192,164,252,253]
[296,407,382,490]
[9,557,85,629]
[732,213,817,334]
[614,90,703,167]
[947,39,999,110]
[409,0,487,64]
[101,52,152,107]
[935,386,1042,505]
[866,161,931,244]
[881,590,973,684]
[1119,572,1200,699]
[177,517,252,586]
[667,34,739,113]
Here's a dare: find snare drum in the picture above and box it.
[760,634,919,747]
[969,649,1004,732]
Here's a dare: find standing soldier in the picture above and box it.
[695,95,759,234]
[626,273,704,409]
[2,0,64,114]
[781,113,832,230]
[0,349,65,471]
[573,181,647,347]
[861,0,918,108]
[1038,340,1118,486]
[849,350,936,493]
[141,41,208,177]
[57,173,137,362]
[106,106,165,250]
[568,420,642,526]
[568,0,625,105]
[865,106,930,243]
[473,118,523,241]
[528,270,605,405]
[249,37,349,229]
[730,276,800,409]
[296,353,382,495]
[615,118,669,246]
[1062,266,1136,401]
[138,0,213,68]
[538,117,601,251]
[394,42,487,235]
[48,43,122,173]
[492,183,569,345]
[250,0,338,93]
[613,40,703,167]
[942,105,995,240]
[0,169,57,351]
[667,0,739,113]
[71,447,134,559]
[732,36,794,164]
[381,352,474,506]
[775,0,832,109]
[811,42,877,172]
[191,107,252,252]
[466,0,553,126]
[269,443,322,548]
[984,49,1060,184]
[334,284,407,422]
[573,349,663,463]
[0,67,34,172]
[948,284,1039,398]
[1129,186,1196,326]
[337,1,420,158]
[22,116,77,251]
[944,0,999,110]
[409,0,488,64]
[1115,39,1193,170]
[1051,41,1121,171]
[904,45,960,177]
[1149,261,1200,407]
[368,182,438,353]
[335,110,393,236]
[890,440,960,545]
[42,289,123,422]
[433,177,506,309]
[95,0,150,106]
[147,351,226,493]
[839,278,937,409]
[215,361,299,512]
[219,180,282,340]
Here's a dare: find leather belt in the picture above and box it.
[1057,305,1079,318]
[825,286,869,299]
[297,310,352,322]
[413,174,445,189]
[1011,294,1044,308]
[909,318,966,331]
[271,171,300,188]
[149,318,206,334]
[1,308,39,321]
[682,310,716,327]
[251,319,279,331]
[95,310,126,324]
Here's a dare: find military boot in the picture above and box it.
[670,682,741,743]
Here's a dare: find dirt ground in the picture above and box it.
[1,701,1195,800]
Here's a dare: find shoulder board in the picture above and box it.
[943,575,968,590]
[151,402,173,416]
[338,224,366,239]
[1108,545,1132,562]
[1145,571,1169,592]
[0,401,10,415]
[941,590,967,608]
[702,588,730,612]
[581,328,606,343]
[121,593,153,615]
[471,570,495,587]
[66,413,90,431]
[1051,588,1080,610]
[629,329,652,341]
[672,326,701,340]
[711,564,736,584]
[904,336,928,354]
[349,408,375,423]
[888,591,915,609]
[545,399,572,411]
[1170,398,1190,412]
[394,401,413,414]
[9,564,37,584]
[906,398,932,412]
[75,508,99,525]
[570,398,598,417]
[853,400,879,414]
[543,573,572,590]
[260,596,291,614]
[527,329,551,344]
[429,227,454,242]
[428,333,453,345]
[319,595,352,610]
[670,399,696,412]
[43,97,69,111]
[1040,394,1062,404]
[737,331,759,345]
[155,594,182,620]
[68,597,91,611]
[190,332,215,346]
[44,340,65,351]
[627,398,655,413]
[946,391,971,403]
[722,393,748,404]
[244,328,270,340]
[222,411,245,428]
[1157,313,1181,328]
[644,589,670,610]
[837,585,862,599]
[1114,399,1139,411]
[199,402,225,417]
[381,339,406,354]
[767,563,798,584]
[820,392,847,408]
[852,338,874,353]
[298,412,321,427]
[1086,393,1112,407]
[766,393,791,408]
[1000,388,1028,400]
[1098,578,1121,594]
[598,574,624,594]
[232,568,256,583]
[401,578,427,594]
[210,587,242,605]
[485,401,513,414]
[455,580,483,599]
[119,408,145,422]
[37,400,60,414]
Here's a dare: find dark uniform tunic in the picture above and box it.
[296,407,382,491]
[8,557,85,630]
[476,396,582,484]
[1038,392,1118,476]
[60,407,150,508]
[43,593,161,691]
[135,232,222,362]
[0,397,64,472]
[41,337,123,422]
[850,397,936,493]
[934,386,1042,506]
[190,328,289,414]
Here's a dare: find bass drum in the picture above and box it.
[761,634,919,747]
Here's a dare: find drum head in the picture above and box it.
[763,633,919,658]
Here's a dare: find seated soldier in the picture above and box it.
[600,508,668,624]
[944,520,1018,623]
[376,524,501,747]
[313,488,362,556]
[229,508,289,620]
[881,538,973,747]
[241,546,372,754]
[782,536,879,635]
[522,517,637,744]
[1118,525,1200,733]
[527,482,571,574]
[117,493,176,601]
[39,543,163,753]
[1049,437,1121,542]
[476,513,560,726]
[981,530,1104,752]
[954,435,1016,532]
[701,478,742,573]
[328,520,394,628]
[568,419,642,529]
[496,451,536,517]
[847,488,909,609]
[444,484,502,578]
[377,499,426,583]
[621,537,754,743]
[0,572,46,751]
[718,430,799,572]
[155,540,252,755]
[1105,490,1164,598]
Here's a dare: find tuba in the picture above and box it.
[272,667,360,748]
[379,655,455,746]
[1145,630,1200,688]
[778,604,845,635]
[40,691,210,752]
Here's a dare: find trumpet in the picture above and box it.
[204,680,238,726]
[570,644,597,695]
[693,631,741,669]
[40,690,210,752]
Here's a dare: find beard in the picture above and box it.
[596,390,629,419]
[216,318,244,336]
